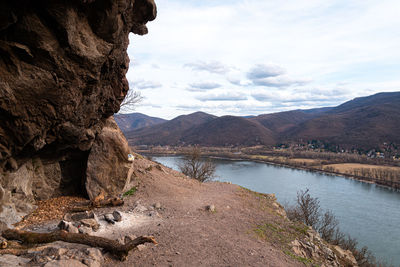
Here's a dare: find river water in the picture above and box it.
[153,156,400,265]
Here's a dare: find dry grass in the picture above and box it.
[323,163,400,173]
[288,158,320,165]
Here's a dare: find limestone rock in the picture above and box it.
[113,210,122,222]
[333,245,358,266]
[85,117,134,199]
[80,218,100,232]
[0,0,157,172]
[58,220,70,231]
[104,214,115,224]
[206,204,216,212]
[64,211,95,222]
[133,203,148,213]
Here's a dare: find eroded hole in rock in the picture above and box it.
[59,153,89,198]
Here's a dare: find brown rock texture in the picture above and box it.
[0,0,156,171]
[86,117,133,200]
[0,0,157,224]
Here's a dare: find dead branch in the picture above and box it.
[2,229,157,261]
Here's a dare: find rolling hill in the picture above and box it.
[285,92,400,148]
[125,112,217,145]
[123,92,400,150]
[182,116,275,146]
[249,109,330,135]
[114,113,166,132]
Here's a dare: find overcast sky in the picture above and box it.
[125,0,400,119]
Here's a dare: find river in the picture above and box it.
[153,156,400,265]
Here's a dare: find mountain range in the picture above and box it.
[117,92,400,150]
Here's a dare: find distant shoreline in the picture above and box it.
[137,149,400,191]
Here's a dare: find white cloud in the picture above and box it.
[196,92,247,102]
[188,82,221,91]
[184,61,231,74]
[247,64,286,79]
[130,79,162,90]
[127,0,400,119]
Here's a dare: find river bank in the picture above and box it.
[153,154,400,265]
[135,147,400,191]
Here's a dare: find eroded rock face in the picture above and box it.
[0,0,156,223]
[86,117,133,199]
[0,0,156,171]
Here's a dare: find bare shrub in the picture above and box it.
[178,146,216,182]
[318,210,339,242]
[287,189,321,228]
[285,189,384,267]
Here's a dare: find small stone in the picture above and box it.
[148,211,160,217]
[58,220,70,231]
[104,214,115,224]
[65,211,95,222]
[206,205,216,212]
[112,210,122,222]
[78,225,92,235]
[154,202,161,209]
[68,224,79,234]
[81,219,100,231]
[133,204,148,213]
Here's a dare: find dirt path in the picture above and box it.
[101,158,302,267]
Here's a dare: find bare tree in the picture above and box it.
[119,89,143,113]
[285,189,383,267]
[295,188,321,228]
[318,210,339,242]
[178,146,216,182]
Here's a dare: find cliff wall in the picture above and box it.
[0,0,156,226]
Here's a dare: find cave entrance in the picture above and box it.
[59,153,89,198]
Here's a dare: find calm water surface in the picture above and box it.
[154,156,400,265]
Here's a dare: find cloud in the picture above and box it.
[130,80,162,90]
[128,0,400,118]
[187,82,221,91]
[184,61,230,74]
[252,75,311,87]
[196,92,247,102]
[247,64,286,80]
[246,64,311,87]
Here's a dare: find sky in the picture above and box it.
[124,0,400,119]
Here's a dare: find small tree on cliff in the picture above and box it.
[178,146,216,182]
[119,89,143,113]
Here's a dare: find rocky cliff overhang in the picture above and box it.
[0,0,156,171]
[0,0,156,225]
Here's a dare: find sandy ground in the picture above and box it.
[98,157,303,267]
